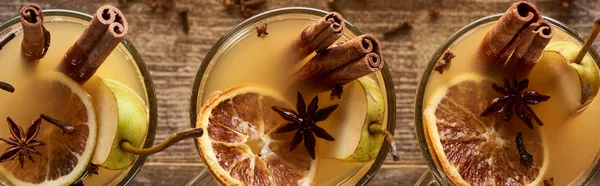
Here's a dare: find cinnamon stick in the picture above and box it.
[20,4,50,61]
[293,12,345,60]
[293,34,384,92]
[505,21,553,77]
[295,34,381,81]
[480,1,542,66]
[61,5,128,83]
[316,52,383,86]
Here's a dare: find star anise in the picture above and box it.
[271,92,337,159]
[0,117,44,168]
[481,78,550,130]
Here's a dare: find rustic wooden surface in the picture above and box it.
[1,0,600,185]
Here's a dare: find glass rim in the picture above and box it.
[0,9,158,186]
[188,7,397,185]
[414,13,600,185]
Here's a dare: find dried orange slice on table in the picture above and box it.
[423,74,547,185]
[196,85,316,185]
[0,72,97,185]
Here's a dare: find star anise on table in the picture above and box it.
[480,78,550,130]
[271,92,338,159]
[0,117,44,168]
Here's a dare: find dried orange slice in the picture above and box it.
[423,74,547,185]
[0,72,96,185]
[196,85,316,186]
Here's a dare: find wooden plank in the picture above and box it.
[0,0,600,185]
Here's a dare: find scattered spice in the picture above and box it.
[0,117,44,168]
[178,9,190,34]
[544,177,554,186]
[480,79,550,130]
[561,0,571,8]
[256,23,268,37]
[0,81,14,93]
[516,132,533,166]
[434,50,455,74]
[327,0,340,13]
[150,0,159,10]
[0,33,15,50]
[40,113,75,135]
[223,0,267,18]
[271,92,337,159]
[70,164,99,186]
[149,0,172,11]
[429,7,440,19]
[383,21,412,40]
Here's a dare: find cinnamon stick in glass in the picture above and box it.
[480,1,542,66]
[505,21,553,77]
[293,12,345,60]
[61,5,128,83]
[295,34,381,81]
[293,34,384,92]
[20,3,50,61]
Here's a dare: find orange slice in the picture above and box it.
[196,85,316,186]
[0,72,97,185]
[423,74,547,185]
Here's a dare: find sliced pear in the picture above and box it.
[339,78,387,161]
[83,76,120,166]
[100,80,148,170]
[543,42,600,111]
[325,77,395,162]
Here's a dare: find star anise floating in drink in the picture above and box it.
[0,117,44,168]
[271,92,338,159]
[480,78,550,130]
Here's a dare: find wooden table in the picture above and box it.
[1,0,599,185]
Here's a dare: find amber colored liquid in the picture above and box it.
[424,22,600,185]
[197,15,389,185]
[0,19,149,185]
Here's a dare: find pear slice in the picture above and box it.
[88,79,148,170]
[83,76,120,167]
[325,77,396,162]
[543,42,600,112]
[339,78,387,162]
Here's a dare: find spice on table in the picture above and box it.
[383,21,412,40]
[292,12,345,60]
[429,7,440,19]
[256,23,268,37]
[327,0,340,13]
[561,0,571,8]
[60,5,128,84]
[434,50,455,74]
[20,3,51,61]
[178,9,190,34]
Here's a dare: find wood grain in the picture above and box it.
[0,0,599,185]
